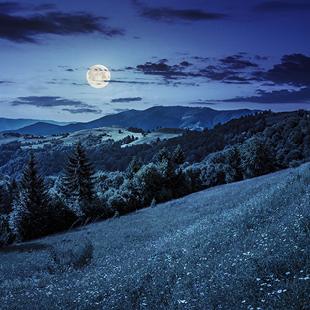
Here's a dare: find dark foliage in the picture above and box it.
[1,110,310,247]
[62,142,95,203]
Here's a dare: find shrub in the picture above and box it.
[48,239,94,272]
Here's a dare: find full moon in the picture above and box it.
[87,64,111,89]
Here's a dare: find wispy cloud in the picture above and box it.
[219,87,310,104]
[0,4,124,43]
[62,107,102,114]
[133,0,227,23]
[111,97,143,103]
[11,96,100,112]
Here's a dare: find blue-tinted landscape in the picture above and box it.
[0,1,309,309]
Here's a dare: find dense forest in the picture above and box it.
[0,110,310,247]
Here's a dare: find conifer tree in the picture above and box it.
[173,145,185,165]
[7,179,18,214]
[10,152,50,240]
[62,142,95,203]
[126,156,142,179]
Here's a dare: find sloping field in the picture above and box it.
[0,163,309,309]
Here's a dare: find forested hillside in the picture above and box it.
[0,110,310,247]
[0,110,309,177]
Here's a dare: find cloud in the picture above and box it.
[264,54,310,86]
[133,55,263,84]
[133,1,226,23]
[11,96,99,111]
[125,53,309,88]
[0,80,13,84]
[0,2,23,13]
[135,59,198,79]
[220,87,310,104]
[0,2,56,13]
[33,4,57,11]
[254,1,310,12]
[62,107,102,114]
[111,97,143,103]
[219,55,259,69]
[0,10,123,43]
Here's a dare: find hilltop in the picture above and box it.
[5,106,256,135]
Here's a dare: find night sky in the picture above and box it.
[0,0,309,121]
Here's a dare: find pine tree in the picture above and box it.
[126,157,142,179]
[173,145,185,165]
[62,142,95,204]
[7,178,18,214]
[10,152,50,240]
[154,147,170,163]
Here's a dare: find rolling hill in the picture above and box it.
[0,118,69,132]
[0,163,308,309]
[7,106,257,135]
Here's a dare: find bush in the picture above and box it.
[48,239,94,272]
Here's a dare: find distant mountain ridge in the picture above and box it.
[4,106,258,136]
[0,118,70,132]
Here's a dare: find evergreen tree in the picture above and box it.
[62,142,95,204]
[126,156,142,179]
[10,152,50,240]
[7,179,18,214]
[173,145,185,165]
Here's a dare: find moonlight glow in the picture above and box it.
[87,64,111,89]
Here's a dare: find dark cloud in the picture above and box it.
[264,54,310,86]
[128,53,310,88]
[135,59,198,79]
[109,79,157,85]
[0,80,13,84]
[62,107,102,114]
[133,1,226,23]
[254,1,310,12]
[0,10,123,43]
[133,54,264,84]
[255,55,269,61]
[33,4,57,11]
[0,2,56,13]
[11,96,97,110]
[0,2,23,13]
[220,55,259,69]
[111,97,143,103]
[220,87,310,104]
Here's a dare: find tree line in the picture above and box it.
[1,110,310,246]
